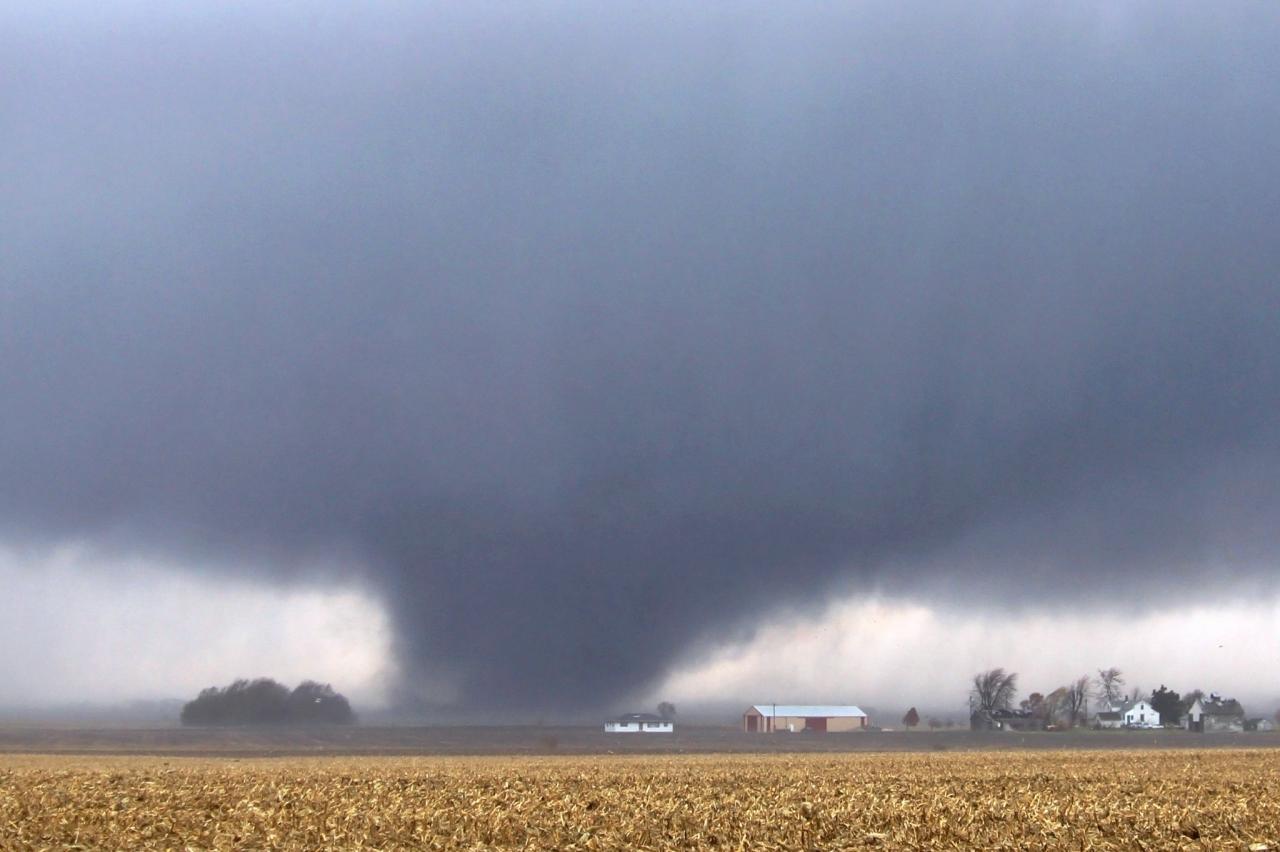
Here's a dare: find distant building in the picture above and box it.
[1122,700,1160,728]
[1186,694,1245,733]
[1093,710,1124,729]
[604,713,674,733]
[970,708,1041,732]
[743,705,868,733]
[1245,718,1276,732]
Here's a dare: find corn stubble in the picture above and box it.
[2,750,1278,849]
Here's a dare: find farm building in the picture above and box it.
[743,705,868,733]
[1186,695,1245,732]
[604,713,674,733]
[1122,699,1160,728]
[970,708,1040,732]
[1093,710,1123,729]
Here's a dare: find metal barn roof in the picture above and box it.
[750,705,866,718]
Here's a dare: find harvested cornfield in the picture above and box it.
[2,749,1278,849]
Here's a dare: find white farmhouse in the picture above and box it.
[604,713,674,733]
[1122,700,1160,728]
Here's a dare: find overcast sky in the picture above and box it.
[2,1,1279,714]
[0,546,389,709]
[3,547,1277,717]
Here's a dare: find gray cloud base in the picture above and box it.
[2,2,1278,709]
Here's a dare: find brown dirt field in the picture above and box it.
[3,749,1279,849]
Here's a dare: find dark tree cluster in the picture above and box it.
[1149,685,1182,725]
[180,679,355,726]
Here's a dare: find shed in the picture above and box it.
[1093,710,1123,730]
[743,705,868,733]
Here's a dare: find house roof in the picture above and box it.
[1191,694,1245,714]
[1191,696,1245,717]
[749,705,867,718]
[991,708,1032,719]
[1096,711,1122,721]
[607,713,669,723]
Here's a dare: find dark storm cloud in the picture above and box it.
[2,1,1279,709]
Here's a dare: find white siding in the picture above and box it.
[1123,701,1160,727]
[605,720,673,733]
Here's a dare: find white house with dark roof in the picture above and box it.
[604,713,674,733]
[743,704,868,733]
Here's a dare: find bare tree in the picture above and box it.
[1064,676,1090,727]
[1093,667,1124,710]
[657,701,676,720]
[971,668,1018,714]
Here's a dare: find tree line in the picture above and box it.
[180,678,355,725]
[965,667,1254,728]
